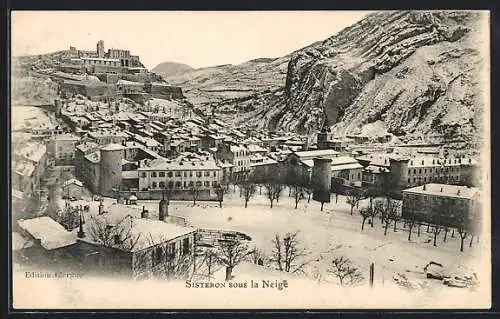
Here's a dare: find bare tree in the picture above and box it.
[327,256,364,287]
[216,238,251,281]
[380,199,400,236]
[249,246,267,266]
[458,226,468,252]
[406,213,417,241]
[368,203,379,228]
[192,247,220,281]
[214,185,225,208]
[456,206,470,252]
[239,179,257,208]
[189,186,201,206]
[54,206,80,231]
[346,191,362,216]
[264,182,283,209]
[359,207,371,231]
[365,187,379,210]
[87,215,142,251]
[432,224,442,247]
[270,231,309,274]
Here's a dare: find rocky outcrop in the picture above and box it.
[280,11,486,145]
[165,11,487,148]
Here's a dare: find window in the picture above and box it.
[166,243,175,261]
[189,181,194,187]
[184,172,187,177]
[153,246,163,266]
[424,169,427,174]
[408,170,411,175]
[212,181,217,187]
[413,178,416,183]
[159,181,165,188]
[182,237,190,256]
[167,172,173,177]
[357,173,361,179]
[175,171,181,177]
[141,172,147,178]
[183,181,187,188]
[196,181,202,187]
[159,172,165,177]
[204,181,210,187]
[414,169,416,174]
[204,171,210,177]
[213,171,217,177]
[423,177,426,182]
[196,171,202,177]
[152,182,157,188]
[151,172,157,178]
[408,178,410,183]
[419,169,422,174]
[189,172,193,177]
[174,181,181,188]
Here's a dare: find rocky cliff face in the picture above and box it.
[165,11,488,147]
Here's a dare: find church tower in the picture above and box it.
[317,120,331,150]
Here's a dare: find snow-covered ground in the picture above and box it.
[12,187,490,309]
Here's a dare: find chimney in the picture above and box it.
[98,200,104,215]
[457,189,461,195]
[440,187,443,192]
[469,158,472,164]
[77,212,86,238]
[141,205,149,218]
[423,184,426,191]
[421,160,424,165]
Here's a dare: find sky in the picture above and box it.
[11,11,372,70]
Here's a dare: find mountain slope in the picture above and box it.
[152,62,195,77]
[165,11,488,147]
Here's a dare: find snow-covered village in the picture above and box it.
[10,11,490,309]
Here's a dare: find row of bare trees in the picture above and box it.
[355,195,480,252]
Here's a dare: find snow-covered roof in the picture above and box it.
[18,217,76,250]
[101,143,125,152]
[139,157,220,171]
[84,151,100,163]
[330,163,363,171]
[63,178,83,187]
[55,133,80,141]
[293,149,340,160]
[364,165,390,174]
[403,184,480,200]
[79,205,196,252]
[117,79,144,86]
[122,170,139,179]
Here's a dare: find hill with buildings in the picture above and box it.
[152,62,195,77]
[164,11,487,151]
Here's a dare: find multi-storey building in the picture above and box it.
[87,129,128,145]
[138,156,221,195]
[216,143,250,182]
[402,183,481,229]
[47,133,81,165]
[358,154,479,193]
[72,203,196,279]
[12,142,47,198]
